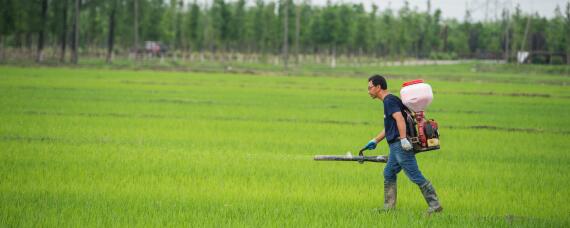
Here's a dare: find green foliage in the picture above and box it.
[184,1,202,51]
[0,0,569,62]
[211,0,231,45]
[0,0,16,34]
[428,52,458,60]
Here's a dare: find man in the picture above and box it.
[364,75,442,214]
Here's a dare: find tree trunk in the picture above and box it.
[60,0,68,63]
[25,32,33,49]
[0,33,4,61]
[37,0,48,63]
[106,0,116,64]
[504,26,510,62]
[294,3,300,64]
[282,0,289,70]
[442,25,448,52]
[331,44,336,68]
[71,0,80,64]
[15,32,22,48]
[134,0,139,54]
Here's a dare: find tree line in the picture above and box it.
[1,0,569,65]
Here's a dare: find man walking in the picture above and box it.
[364,75,442,214]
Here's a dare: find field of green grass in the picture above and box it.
[1,64,569,226]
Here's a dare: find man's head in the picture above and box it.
[368,74,388,99]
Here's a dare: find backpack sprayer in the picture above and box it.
[400,79,440,153]
[314,79,440,163]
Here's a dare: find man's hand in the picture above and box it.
[400,138,413,151]
[364,139,378,150]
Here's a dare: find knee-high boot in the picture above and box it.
[384,182,397,210]
[419,181,443,214]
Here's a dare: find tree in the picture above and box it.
[0,0,568,64]
[251,0,265,52]
[134,0,139,53]
[60,0,69,62]
[566,2,570,64]
[229,0,245,51]
[106,0,118,63]
[211,0,231,51]
[352,4,370,59]
[501,8,511,61]
[547,6,564,53]
[282,0,289,69]
[335,4,353,57]
[174,0,183,50]
[263,2,278,53]
[36,0,48,63]
[85,1,104,50]
[186,1,202,51]
[71,0,79,64]
[0,0,16,61]
[294,1,301,63]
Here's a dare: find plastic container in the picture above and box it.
[400,79,433,112]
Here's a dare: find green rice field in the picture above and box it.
[0,64,569,226]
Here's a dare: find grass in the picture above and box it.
[0,63,569,227]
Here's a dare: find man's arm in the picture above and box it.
[373,129,386,143]
[362,129,385,153]
[392,111,413,150]
[392,111,407,139]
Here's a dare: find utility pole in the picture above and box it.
[516,11,532,64]
[520,13,531,52]
[499,0,513,62]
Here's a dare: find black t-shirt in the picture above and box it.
[383,94,404,144]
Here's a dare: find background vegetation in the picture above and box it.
[1,0,569,66]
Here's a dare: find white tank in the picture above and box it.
[400,79,433,112]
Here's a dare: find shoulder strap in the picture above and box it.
[393,94,417,137]
[392,95,411,114]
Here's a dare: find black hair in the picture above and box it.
[368,75,387,90]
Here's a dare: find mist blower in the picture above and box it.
[314,79,440,164]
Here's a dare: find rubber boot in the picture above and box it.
[383,182,397,210]
[420,181,443,214]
